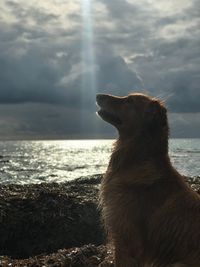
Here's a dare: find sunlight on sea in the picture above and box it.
[0,139,199,184]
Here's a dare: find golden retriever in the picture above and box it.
[96,93,200,267]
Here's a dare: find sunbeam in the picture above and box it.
[81,0,97,103]
[80,0,98,134]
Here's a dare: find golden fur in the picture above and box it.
[96,93,200,267]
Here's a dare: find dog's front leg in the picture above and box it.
[114,246,139,267]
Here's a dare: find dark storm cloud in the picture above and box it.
[169,113,200,138]
[6,0,59,23]
[0,103,116,139]
[1,0,198,111]
[98,0,139,19]
[95,0,200,113]
[61,51,143,98]
[131,36,200,112]
[0,0,144,109]
[0,103,199,139]
[0,46,142,107]
[0,0,199,138]
[0,50,69,104]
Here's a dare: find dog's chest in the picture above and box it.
[100,180,143,237]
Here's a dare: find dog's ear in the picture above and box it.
[145,100,167,129]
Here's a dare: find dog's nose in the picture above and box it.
[96,94,109,105]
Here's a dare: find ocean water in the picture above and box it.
[0,139,199,184]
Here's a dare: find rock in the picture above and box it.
[0,174,199,266]
[0,244,114,267]
[0,174,104,258]
[185,175,200,193]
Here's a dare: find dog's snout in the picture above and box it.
[96,94,109,106]
[96,94,108,101]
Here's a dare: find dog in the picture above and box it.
[96,93,200,267]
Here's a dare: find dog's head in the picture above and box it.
[96,93,168,138]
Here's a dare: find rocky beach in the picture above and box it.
[0,175,199,267]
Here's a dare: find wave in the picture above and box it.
[174,149,200,153]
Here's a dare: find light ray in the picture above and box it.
[80,0,98,134]
[81,0,97,102]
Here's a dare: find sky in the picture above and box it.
[0,0,199,139]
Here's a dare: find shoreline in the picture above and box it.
[0,174,199,266]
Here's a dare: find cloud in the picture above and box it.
[0,0,199,138]
[169,113,200,138]
[95,0,200,113]
[0,0,144,108]
[0,103,116,139]
[0,103,199,139]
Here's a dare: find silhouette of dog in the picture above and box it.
[96,93,200,267]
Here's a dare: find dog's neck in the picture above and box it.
[108,130,169,173]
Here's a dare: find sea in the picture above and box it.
[0,139,199,185]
